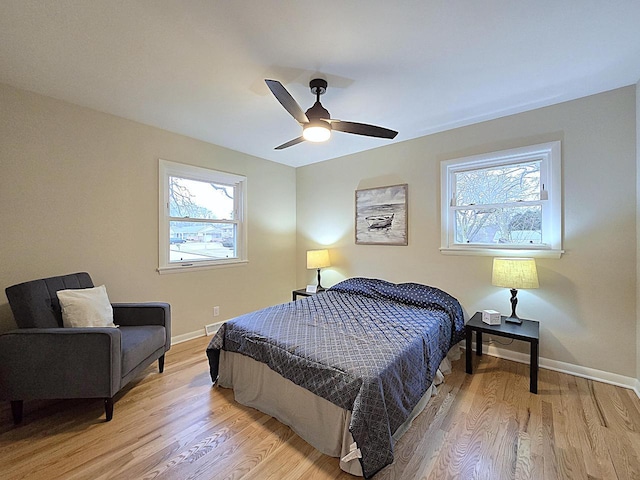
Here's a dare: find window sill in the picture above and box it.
[157,259,248,274]
[440,247,563,259]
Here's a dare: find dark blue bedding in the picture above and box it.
[206,277,464,478]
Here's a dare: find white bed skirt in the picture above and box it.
[218,348,460,476]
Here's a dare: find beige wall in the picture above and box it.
[297,86,637,378]
[0,83,297,337]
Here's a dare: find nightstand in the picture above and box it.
[292,289,314,301]
[465,311,540,394]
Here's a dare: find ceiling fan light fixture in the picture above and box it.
[303,120,331,143]
[265,78,398,149]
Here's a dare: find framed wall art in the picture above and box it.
[355,184,408,245]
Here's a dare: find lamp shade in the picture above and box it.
[492,258,539,289]
[307,249,330,269]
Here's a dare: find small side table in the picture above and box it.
[465,311,540,394]
[292,289,317,301]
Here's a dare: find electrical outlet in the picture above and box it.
[213,306,220,317]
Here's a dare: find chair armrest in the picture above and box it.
[112,303,170,326]
[0,328,122,401]
[112,303,171,351]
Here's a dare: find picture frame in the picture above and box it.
[355,184,408,245]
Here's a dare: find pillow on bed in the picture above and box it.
[328,277,435,305]
[329,277,465,337]
[329,277,388,296]
[57,285,116,328]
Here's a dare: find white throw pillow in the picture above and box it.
[57,285,116,328]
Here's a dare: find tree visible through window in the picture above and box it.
[454,160,541,245]
[159,160,246,272]
[441,142,562,256]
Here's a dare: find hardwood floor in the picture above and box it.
[1,335,639,480]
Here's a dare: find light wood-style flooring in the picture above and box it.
[1,335,639,479]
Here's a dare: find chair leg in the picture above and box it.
[11,400,23,425]
[158,354,165,373]
[104,398,113,422]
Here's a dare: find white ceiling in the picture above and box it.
[1,1,639,168]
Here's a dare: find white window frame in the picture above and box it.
[158,159,247,274]
[440,141,563,258]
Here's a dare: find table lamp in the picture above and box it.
[306,249,330,291]
[492,257,539,324]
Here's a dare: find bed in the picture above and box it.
[206,277,465,478]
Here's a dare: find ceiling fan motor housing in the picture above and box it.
[305,101,330,121]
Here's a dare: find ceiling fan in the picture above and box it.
[265,78,398,150]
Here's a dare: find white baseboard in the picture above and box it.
[171,330,206,345]
[479,343,640,399]
[205,321,226,336]
[171,322,225,345]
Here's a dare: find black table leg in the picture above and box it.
[465,327,472,374]
[530,339,539,394]
[476,331,482,356]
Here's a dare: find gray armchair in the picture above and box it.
[0,272,171,424]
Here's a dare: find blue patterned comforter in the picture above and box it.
[206,277,464,478]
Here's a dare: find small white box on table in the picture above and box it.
[482,309,501,325]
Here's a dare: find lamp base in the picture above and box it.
[505,288,522,324]
[316,268,325,291]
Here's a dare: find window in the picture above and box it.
[158,160,247,273]
[440,141,562,258]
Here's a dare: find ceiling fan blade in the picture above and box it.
[265,79,309,124]
[275,136,305,150]
[331,120,398,139]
